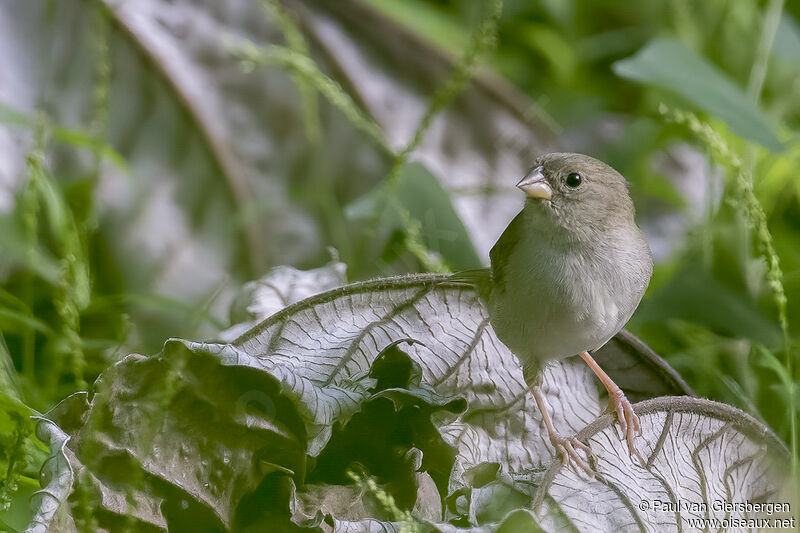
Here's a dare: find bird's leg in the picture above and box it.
[578,351,645,464]
[530,383,597,477]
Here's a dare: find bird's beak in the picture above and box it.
[516,166,552,200]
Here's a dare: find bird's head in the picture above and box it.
[516,152,636,238]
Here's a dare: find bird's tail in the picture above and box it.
[446,268,492,302]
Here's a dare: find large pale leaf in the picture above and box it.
[23,273,758,532]
[220,260,349,342]
[229,276,690,467]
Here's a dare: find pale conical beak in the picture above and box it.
[516,166,552,200]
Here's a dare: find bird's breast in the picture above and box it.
[488,231,649,365]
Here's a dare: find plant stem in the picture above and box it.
[261,0,321,143]
[385,0,503,272]
[20,118,47,381]
[661,106,797,495]
[746,0,784,105]
[744,0,797,487]
[743,0,784,174]
[391,0,504,178]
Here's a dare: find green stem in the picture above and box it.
[261,0,321,143]
[743,0,784,174]
[390,0,504,179]
[743,0,797,485]
[236,43,391,153]
[20,118,47,381]
[746,0,784,104]
[385,0,503,272]
[661,106,797,497]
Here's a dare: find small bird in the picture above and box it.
[455,153,653,475]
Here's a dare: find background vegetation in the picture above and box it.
[1,0,799,529]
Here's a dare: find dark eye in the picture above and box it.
[565,172,582,188]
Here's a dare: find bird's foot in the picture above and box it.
[549,432,597,478]
[607,388,645,465]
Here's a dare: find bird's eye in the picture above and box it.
[565,172,582,188]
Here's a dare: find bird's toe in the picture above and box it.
[607,391,646,466]
[550,433,597,478]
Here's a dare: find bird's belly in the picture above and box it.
[489,268,628,365]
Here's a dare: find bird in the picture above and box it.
[453,152,653,476]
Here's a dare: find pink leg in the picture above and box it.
[579,351,645,465]
[531,384,597,477]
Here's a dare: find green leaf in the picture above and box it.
[774,14,800,64]
[0,338,22,405]
[0,215,61,283]
[0,341,48,528]
[613,37,784,152]
[635,265,783,348]
[0,308,55,337]
[347,162,483,271]
[523,25,578,82]
[361,0,470,53]
[0,102,127,170]
[754,345,794,392]
[0,476,38,531]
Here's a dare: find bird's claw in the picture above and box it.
[607,388,645,466]
[549,433,597,478]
